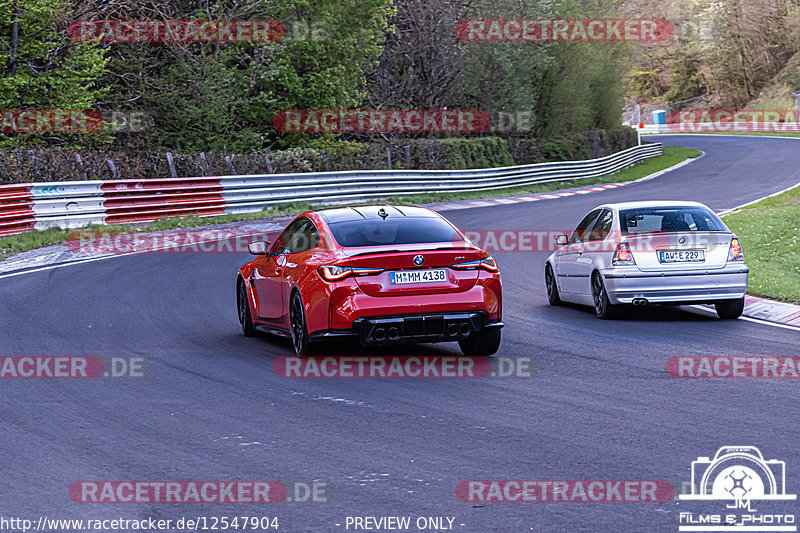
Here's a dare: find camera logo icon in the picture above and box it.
[680,446,796,502]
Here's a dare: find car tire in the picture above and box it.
[238,278,256,337]
[290,291,314,357]
[715,297,745,319]
[591,272,617,320]
[458,327,502,356]
[545,263,562,306]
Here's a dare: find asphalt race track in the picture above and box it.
[1,135,799,532]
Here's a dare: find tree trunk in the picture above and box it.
[7,0,19,77]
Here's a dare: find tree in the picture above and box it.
[0,0,108,147]
[89,0,393,151]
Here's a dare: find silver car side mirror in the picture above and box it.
[556,235,568,246]
[248,241,270,255]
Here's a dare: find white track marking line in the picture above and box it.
[739,316,800,332]
[687,305,800,332]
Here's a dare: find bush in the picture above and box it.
[440,137,514,169]
[0,129,639,183]
[510,126,638,164]
[606,127,639,153]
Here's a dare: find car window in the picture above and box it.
[271,221,297,254]
[328,217,460,247]
[569,209,602,244]
[280,218,320,254]
[587,209,614,241]
[272,217,309,254]
[620,207,726,235]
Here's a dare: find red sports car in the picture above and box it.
[236,205,503,356]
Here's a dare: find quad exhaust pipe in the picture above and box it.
[373,326,400,342]
[632,298,649,306]
[447,322,472,337]
[372,321,472,342]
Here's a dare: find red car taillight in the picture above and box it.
[450,257,498,272]
[317,265,383,282]
[728,237,744,262]
[612,242,636,266]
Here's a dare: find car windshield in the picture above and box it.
[620,207,726,235]
[328,217,461,247]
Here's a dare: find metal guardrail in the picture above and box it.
[636,123,800,134]
[0,143,662,236]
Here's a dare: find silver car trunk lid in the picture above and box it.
[626,232,733,272]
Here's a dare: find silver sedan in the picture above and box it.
[545,201,749,319]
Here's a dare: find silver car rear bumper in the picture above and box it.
[601,265,749,305]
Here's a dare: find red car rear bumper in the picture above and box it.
[307,274,502,345]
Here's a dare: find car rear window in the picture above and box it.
[620,207,726,235]
[328,217,460,247]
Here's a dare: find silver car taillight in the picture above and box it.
[727,237,744,262]
[612,242,636,266]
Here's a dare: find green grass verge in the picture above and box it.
[0,145,701,262]
[723,184,800,303]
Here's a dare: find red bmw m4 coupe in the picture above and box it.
[236,205,503,356]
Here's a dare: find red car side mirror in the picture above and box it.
[248,241,270,255]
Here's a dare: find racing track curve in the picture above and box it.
[0,135,799,532]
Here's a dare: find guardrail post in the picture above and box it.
[75,153,87,180]
[199,152,209,176]
[28,150,39,179]
[166,152,178,179]
[105,158,119,179]
[386,148,392,169]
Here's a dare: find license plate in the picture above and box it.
[658,250,705,263]
[390,269,447,284]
